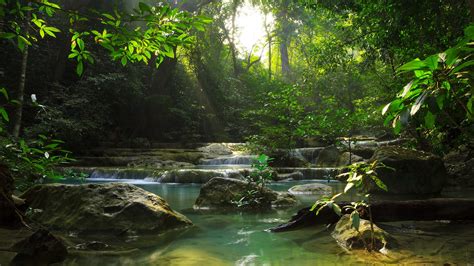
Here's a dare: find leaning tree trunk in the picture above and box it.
[270,198,474,232]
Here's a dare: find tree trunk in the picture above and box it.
[11,13,30,138]
[277,0,291,80]
[270,198,474,232]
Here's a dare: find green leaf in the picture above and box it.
[410,91,428,116]
[350,211,360,231]
[436,94,445,110]
[344,182,354,193]
[451,60,474,74]
[400,80,414,98]
[464,25,474,39]
[424,111,436,129]
[0,108,9,122]
[138,2,152,13]
[121,56,127,66]
[370,175,388,191]
[0,32,16,39]
[397,59,426,73]
[77,38,84,50]
[76,61,83,76]
[0,87,9,100]
[332,203,342,216]
[424,55,439,71]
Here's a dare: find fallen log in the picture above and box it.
[270,198,474,232]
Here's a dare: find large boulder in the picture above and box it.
[194,177,296,210]
[21,183,192,234]
[368,146,446,194]
[332,214,396,252]
[159,170,243,183]
[443,144,474,187]
[288,183,332,195]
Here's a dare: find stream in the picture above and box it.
[58,176,474,265]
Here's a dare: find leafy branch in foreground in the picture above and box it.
[382,24,474,149]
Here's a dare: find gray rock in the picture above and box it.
[332,214,396,252]
[21,183,192,234]
[10,229,68,265]
[368,146,446,194]
[198,143,233,156]
[275,171,304,181]
[159,169,231,183]
[194,177,296,210]
[338,152,364,166]
[444,144,474,188]
[316,146,342,167]
[288,183,332,195]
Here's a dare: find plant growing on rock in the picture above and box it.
[234,154,274,208]
[311,160,391,251]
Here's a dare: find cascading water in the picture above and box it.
[289,147,325,164]
[199,155,256,166]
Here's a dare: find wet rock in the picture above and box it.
[368,146,446,194]
[444,144,474,188]
[0,164,23,228]
[198,143,233,156]
[338,152,364,166]
[275,171,304,181]
[75,241,110,251]
[194,177,296,210]
[332,214,396,252]
[159,169,234,183]
[288,183,332,195]
[21,183,192,234]
[315,146,342,167]
[10,229,68,265]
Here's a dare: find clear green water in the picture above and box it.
[57,180,474,265]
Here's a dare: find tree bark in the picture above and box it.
[270,198,474,232]
[468,0,474,21]
[11,12,30,138]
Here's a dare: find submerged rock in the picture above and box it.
[10,229,68,265]
[288,183,332,195]
[21,183,192,234]
[368,146,446,194]
[194,177,296,210]
[332,214,396,252]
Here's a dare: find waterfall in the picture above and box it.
[289,148,325,164]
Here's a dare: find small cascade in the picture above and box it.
[276,167,338,181]
[89,168,159,180]
[289,148,325,164]
[200,155,256,166]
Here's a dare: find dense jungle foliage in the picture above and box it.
[0,0,473,182]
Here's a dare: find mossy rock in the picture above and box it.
[332,214,396,252]
[21,183,192,235]
[194,177,297,210]
[368,146,446,194]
